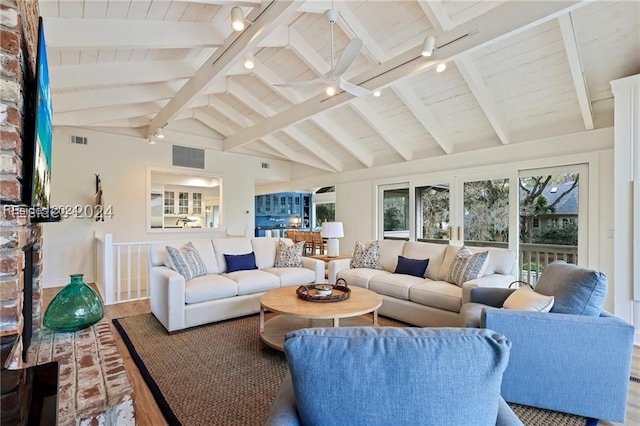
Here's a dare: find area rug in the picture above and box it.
[114,313,589,426]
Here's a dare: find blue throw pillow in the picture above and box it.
[224,252,257,273]
[394,255,429,278]
[534,261,607,316]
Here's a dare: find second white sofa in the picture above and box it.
[329,240,517,327]
[149,237,325,332]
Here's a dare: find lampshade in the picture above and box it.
[231,6,245,31]
[422,36,435,57]
[321,222,344,239]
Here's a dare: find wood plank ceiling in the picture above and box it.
[40,0,640,177]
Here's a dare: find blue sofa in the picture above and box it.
[459,261,635,423]
[265,327,524,426]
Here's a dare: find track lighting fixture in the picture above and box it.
[421,36,435,57]
[148,135,156,144]
[326,84,336,96]
[231,6,246,31]
[373,89,382,97]
[156,127,165,139]
[243,52,254,70]
[436,63,447,73]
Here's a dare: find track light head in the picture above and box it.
[436,62,447,73]
[243,52,254,70]
[373,89,381,97]
[422,36,435,57]
[326,84,336,96]
[231,7,245,31]
[156,127,165,139]
[148,135,155,144]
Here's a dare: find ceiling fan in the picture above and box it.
[273,9,370,97]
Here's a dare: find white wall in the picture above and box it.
[257,128,618,314]
[43,126,290,287]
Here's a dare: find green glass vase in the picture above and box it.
[43,274,104,332]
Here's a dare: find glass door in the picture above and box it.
[415,182,452,244]
[518,165,587,283]
[378,183,410,240]
[459,177,511,249]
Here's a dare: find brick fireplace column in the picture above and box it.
[0,0,42,366]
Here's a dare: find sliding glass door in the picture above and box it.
[379,183,410,240]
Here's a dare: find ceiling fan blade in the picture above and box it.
[331,38,363,78]
[339,79,371,97]
[272,78,325,88]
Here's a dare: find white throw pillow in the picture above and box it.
[503,285,555,312]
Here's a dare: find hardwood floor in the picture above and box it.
[43,289,639,426]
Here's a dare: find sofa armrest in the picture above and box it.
[327,258,351,284]
[301,257,325,284]
[469,287,515,307]
[483,309,634,421]
[462,274,515,304]
[264,374,301,426]
[149,266,187,333]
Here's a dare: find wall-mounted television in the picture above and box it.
[22,17,60,222]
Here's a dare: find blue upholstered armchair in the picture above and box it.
[459,261,635,424]
[265,327,524,426]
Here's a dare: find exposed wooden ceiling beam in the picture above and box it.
[558,13,594,130]
[350,98,413,161]
[147,1,301,138]
[50,60,198,90]
[193,109,235,138]
[222,0,588,152]
[44,18,225,49]
[310,114,374,167]
[208,96,335,172]
[54,102,165,127]
[171,0,263,6]
[420,0,511,146]
[418,0,456,33]
[454,58,512,145]
[226,79,342,171]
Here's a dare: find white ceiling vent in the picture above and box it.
[172,145,205,169]
[71,135,87,145]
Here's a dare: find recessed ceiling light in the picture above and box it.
[436,63,447,73]
[373,90,382,97]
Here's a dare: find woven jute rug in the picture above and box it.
[114,313,588,426]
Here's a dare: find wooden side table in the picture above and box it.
[309,254,351,263]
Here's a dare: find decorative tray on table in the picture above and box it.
[296,278,350,303]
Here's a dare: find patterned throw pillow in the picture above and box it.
[166,242,207,282]
[274,240,305,268]
[350,241,383,270]
[447,246,489,287]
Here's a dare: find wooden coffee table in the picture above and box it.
[259,285,382,351]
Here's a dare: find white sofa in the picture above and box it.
[329,240,517,327]
[148,237,325,332]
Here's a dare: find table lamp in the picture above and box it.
[321,222,344,257]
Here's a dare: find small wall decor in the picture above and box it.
[95,174,104,221]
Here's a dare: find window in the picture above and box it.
[379,184,410,240]
[532,217,540,228]
[415,184,450,243]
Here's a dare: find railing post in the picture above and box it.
[103,233,115,305]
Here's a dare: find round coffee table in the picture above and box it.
[259,285,382,351]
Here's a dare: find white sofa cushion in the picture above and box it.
[213,238,254,273]
[409,281,463,313]
[470,246,515,275]
[369,273,427,301]
[402,242,448,280]
[337,268,390,289]
[378,240,407,272]
[225,270,280,295]
[251,237,279,269]
[184,274,238,304]
[263,267,315,287]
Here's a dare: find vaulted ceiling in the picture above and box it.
[41,0,640,176]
